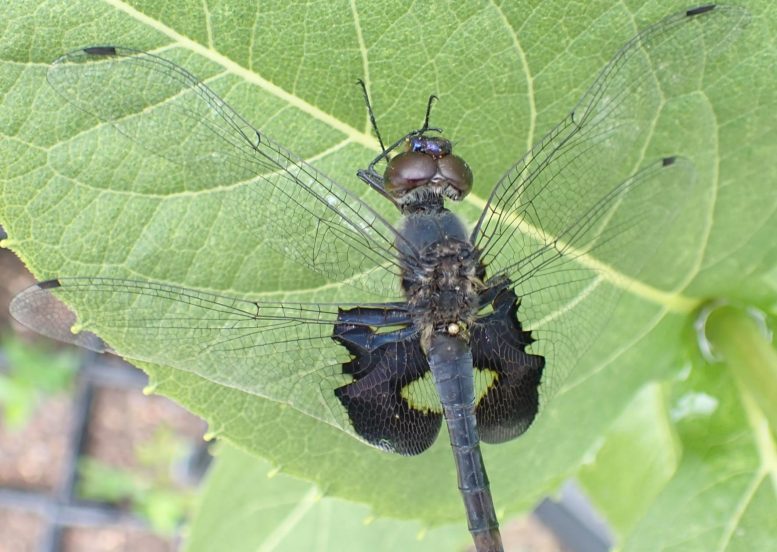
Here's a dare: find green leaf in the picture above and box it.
[185,443,469,552]
[579,308,777,550]
[619,345,777,550]
[78,456,193,536]
[577,383,681,536]
[78,457,141,503]
[1,0,775,548]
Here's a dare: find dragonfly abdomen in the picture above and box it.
[428,333,503,551]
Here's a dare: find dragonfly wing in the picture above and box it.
[47,47,406,298]
[471,287,545,444]
[11,276,447,451]
[333,323,442,455]
[472,5,747,277]
[471,5,748,421]
[11,277,372,438]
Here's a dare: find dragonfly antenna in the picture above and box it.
[422,94,438,132]
[357,79,386,153]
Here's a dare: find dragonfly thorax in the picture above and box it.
[398,210,482,345]
[384,135,472,212]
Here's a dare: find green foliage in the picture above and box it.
[578,383,681,535]
[618,335,777,551]
[77,426,194,535]
[186,443,470,551]
[0,334,77,428]
[0,1,775,550]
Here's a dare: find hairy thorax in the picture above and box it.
[397,211,484,346]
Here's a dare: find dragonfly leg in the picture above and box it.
[356,167,398,207]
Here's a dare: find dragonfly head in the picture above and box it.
[383,134,473,209]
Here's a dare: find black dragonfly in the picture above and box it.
[10,5,747,551]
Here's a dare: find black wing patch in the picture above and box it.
[332,313,441,456]
[471,288,545,444]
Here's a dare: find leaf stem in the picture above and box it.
[704,305,777,432]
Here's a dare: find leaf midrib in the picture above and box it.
[96,0,699,312]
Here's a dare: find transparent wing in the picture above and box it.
[9,276,413,441]
[473,5,747,276]
[47,47,406,298]
[473,5,748,400]
[507,158,699,401]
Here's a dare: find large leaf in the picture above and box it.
[186,442,470,551]
[613,344,776,551]
[1,0,774,548]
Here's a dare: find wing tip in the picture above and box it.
[37,278,62,290]
[82,46,118,57]
[686,5,716,18]
[685,4,718,17]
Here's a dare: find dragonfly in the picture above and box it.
[10,5,746,551]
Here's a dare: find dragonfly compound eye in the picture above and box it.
[437,154,473,199]
[384,151,437,197]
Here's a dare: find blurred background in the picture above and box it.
[0,235,210,551]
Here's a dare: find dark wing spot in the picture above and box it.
[83,46,118,57]
[471,288,545,444]
[333,315,440,456]
[686,5,716,17]
[38,279,62,290]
